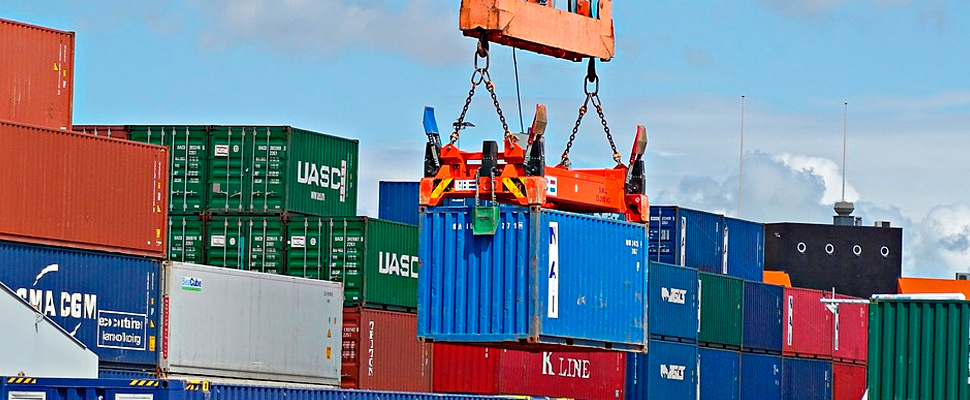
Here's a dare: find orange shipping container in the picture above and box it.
[0,18,74,130]
[0,120,168,258]
[897,277,970,298]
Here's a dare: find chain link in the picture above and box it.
[450,40,512,145]
[558,60,622,168]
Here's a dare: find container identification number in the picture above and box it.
[452,222,523,230]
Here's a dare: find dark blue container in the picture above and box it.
[740,353,782,400]
[723,217,764,281]
[649,261,699,342]
[782,358,832,400]
[182,383,527,400]
[418,205,648,351]
[699,347,740,400]
[98,368,157,379]
[649,206,724,271]
[378,181,420,226]
[0,377,182,400]
[627,340,698,400]
[0,241,160,369]
[742,281,784,353]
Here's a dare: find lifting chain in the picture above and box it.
[558,59,622,169]
[450,37,512,146]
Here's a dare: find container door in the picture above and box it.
[286,218,331,279]
[331,219,365,304]
[169,216,205,264]
[249,126,287,213]
[129,126,209,214]
[206,217,247,269]
[247,217,285,273]
[208,126,249,212]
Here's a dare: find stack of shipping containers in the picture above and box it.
[5,16,872,400]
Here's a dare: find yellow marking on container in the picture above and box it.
[149,335,156,351]
[326,346,332,360]
[327,329,332,338]
[430,178,453,199]
[503,178,525,198]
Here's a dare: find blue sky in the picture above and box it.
[6,1,970,278]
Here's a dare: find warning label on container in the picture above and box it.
[214,145,230,157]
[210,235,226,247]
[291,236,306,248]
[97,310,148,351]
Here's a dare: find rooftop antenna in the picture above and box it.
[834,101,855,225]
[738,95,745,218]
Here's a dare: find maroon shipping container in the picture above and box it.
[0,120,168,257]
[832,362,866,400]
[342,307,432,392]
[433,343,626,400]
[0,18,74,130]
[73,125,130,140]
[827,292,867,364]
[783,287,833,359]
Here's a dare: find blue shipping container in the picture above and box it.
[379,181,420,226]
[419,205,647,351]
[743,281,784,353]
[0,377,182,400]
[182,383,525,400]
[740,353,782,400]
[782,358,832,400]
[723,217,765,281]
[699,347,740,400]
[649,261,699,341]
[0,241,160,368]
[627,340,698,400]
[649,206,723,272]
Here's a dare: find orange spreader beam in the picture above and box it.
[419,139,648,223]
[459,0,615,62]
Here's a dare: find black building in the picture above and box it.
[764,221,902,298]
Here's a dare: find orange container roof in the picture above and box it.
[763,271,792,288]
[897,277,970,298]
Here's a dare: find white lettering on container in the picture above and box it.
[541,352,591,379]
[548,222,560,319]
[367,320,375,377]
[16,288,97,319]
[661,287,687,305]
[378,252,419,278]
[660,364,686,381]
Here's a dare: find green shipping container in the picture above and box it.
[128,125,209,214]
[206,216,285,274]
[868,299,970,400]
[169,215,205,263]
[207,126,358,216]
[698,272,744,347]
[286,217,418,310]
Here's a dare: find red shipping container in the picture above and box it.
[827,292,867,364]
[433,343,626,400]
[0,18,74,130]
[0,120,168,257]
[342,307,432,392]
[73,125,130,140]
[783,287,833,359]
[832,362,866,400]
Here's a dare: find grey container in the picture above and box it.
[160,261,343,384]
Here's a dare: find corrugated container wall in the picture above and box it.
[698,272,744,347]
[649,206,723,271]
[698,347,740,400]
[0,241,160,369]
[178,382,527,400]
[0,18,73,130]
[0,378,181,400]
[206,126,359,216]
[73,125,129,139]
[832,362,866,400]
[783,287,832,359]
[432,344,626,400]
[168,215,205,264]
[419,205,647,351]
[287,217,419,310]
[867,300,970,400]
[723,216,765,281]
[161,262,343,384]
[0,121,169,257]
[743,281,784,353]
[740,353,782,400]
[827,292,867,364]
[342,307,431,392]
[782,358,832,400]
[206,216,284,273]
[128,126,209,214]
[627,340,697,400]
[379,181,420,226]
[648,261,699,342]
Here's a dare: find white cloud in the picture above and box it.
[775,153,859,205]
[200,0,466,64]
